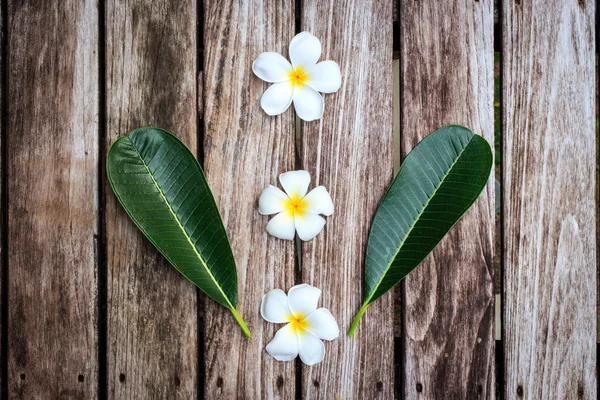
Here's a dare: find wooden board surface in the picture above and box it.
[300,1,395,398]
[0,1,596,398]
[104,1,198,397]
[202,1,297,398]
[502,0,597,398]
[399,0,496,398]
[6,1,99,397]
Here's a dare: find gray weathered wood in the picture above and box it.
[202,1,297,398]
[400,0,496,398]
[105,1,198,397]
[300,1,395,398]
[503,0,597,398]
[7,1,99,397]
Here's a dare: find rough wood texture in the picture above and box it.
[105,1,198,397]
[503,0,597,398]
[300,1,395,398]
[202,1,296,398]
[400,1,496,398]
[7,1,99,397]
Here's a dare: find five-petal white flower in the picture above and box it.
[261,284,339,366]
[259,170,333,241]
[252,31,342,121]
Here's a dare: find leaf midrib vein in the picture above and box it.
[129,137,235,310]
[364,134,477,305]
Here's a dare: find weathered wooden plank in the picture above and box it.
[7,1,99,397]
[105,1,198,397]
[400,0,496,398]
[300,1,395,398]
[503,0,596,398]
[202,1,296,398]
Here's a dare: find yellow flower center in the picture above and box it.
[288,313,308,333]
[288,67,309,87]
[285,195,307,217]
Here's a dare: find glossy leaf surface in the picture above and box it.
[350,125,492,335]
[107,127,250,336]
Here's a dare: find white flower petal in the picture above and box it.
[252,52,294,83]
[266,323,299,361]
[302,186,334,216]
[297,331,325,366]
[294,213,326,241]
[304,308,339,341]
[260,82,294,116]
[259,185,290,215]
[266,211,296,240]
[279,170,311,199]
[292,85,324,122]
[288,284,321,317]
[307,61,341,93]
[289,32,321,69]
[261,289,292,323]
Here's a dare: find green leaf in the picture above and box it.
[107,127,250,338]
[349,125,492,335]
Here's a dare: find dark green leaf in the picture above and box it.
[349,125,492,335]
[107,127,250,337]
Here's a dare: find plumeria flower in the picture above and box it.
[252,31,342,121]
[261,284,339,366]
[259,170,333,241]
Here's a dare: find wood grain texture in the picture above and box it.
[202,1,296,398]
[7,1,99,397]
[105,1,198,397]
[300,1,395,398]
[400,0,496,398]
[503,0,597,398]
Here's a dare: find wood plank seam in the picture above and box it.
[196,3,206,398]
[97,0,108,398]
[0,0,6,396]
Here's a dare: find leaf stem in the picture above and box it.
[230,308,251,338]
[348,303,369,336]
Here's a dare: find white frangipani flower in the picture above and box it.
[261,284,339,366]
[252,31,342,121]
[259,170,333,241]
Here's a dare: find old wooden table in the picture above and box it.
[0,0,596,399]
